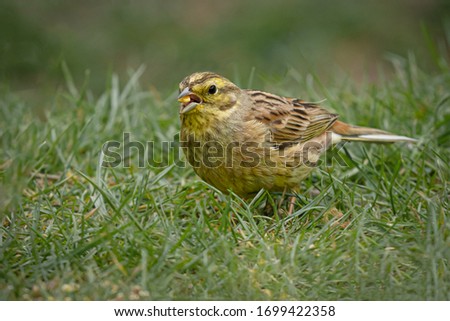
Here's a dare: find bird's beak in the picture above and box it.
[178,87,202,114]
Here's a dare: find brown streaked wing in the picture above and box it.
[245,91,338,143]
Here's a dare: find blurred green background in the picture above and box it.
[0,0,449,97]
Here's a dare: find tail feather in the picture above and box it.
[330,120,417,144]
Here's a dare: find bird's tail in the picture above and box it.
[330,120,417,144]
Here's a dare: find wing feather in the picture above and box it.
[245,90,338,144]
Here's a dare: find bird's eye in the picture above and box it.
[208,85,217,94]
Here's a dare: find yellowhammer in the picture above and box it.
[178,72,416,213]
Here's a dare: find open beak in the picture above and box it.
[178,87,202,114]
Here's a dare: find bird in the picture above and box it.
[177,72,416,214]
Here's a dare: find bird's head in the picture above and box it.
[178,72,241,115]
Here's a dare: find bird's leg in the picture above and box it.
[278,186,287,210]
[288,195,296,215]
[287,187,299,215]
[263,198,274,216]
[278,186,299,216]
[263,188,297,216]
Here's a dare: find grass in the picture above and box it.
[0,51,449,300]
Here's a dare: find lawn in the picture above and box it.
[0,51,449,300]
